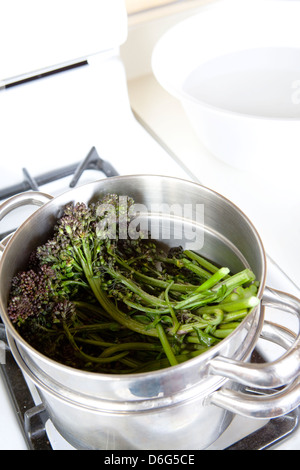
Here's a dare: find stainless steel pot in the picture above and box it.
[0,175,300,450]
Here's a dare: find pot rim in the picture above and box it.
[0,174,267,381]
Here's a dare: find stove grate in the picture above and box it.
[0,324,52,450]
[0,146,119,201]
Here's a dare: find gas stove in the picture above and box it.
[0,137,299,451]
[0,0,299,451]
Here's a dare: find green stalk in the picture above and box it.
[62,323,129,364]
[201,308,224,325]
[123,298,169,315]
[91,277,158,337]
[177,321,209,334]
[218,322,241,329]
[112,255,196,293]
[155,322,178,366]
[183,250,220,274]
[99,342,163,358]
[164,281,180,335]
[105,267,168,308]
[188,328,219,347]
[199,295,260,314]
[73,300,112,320]
[223,310,248,323]
[68,322,121,333]
[74,338,115,347]
[73,244,158,337]
[173,291,219,310]
[213,269,256,293]
[134,272,196,293]
[167,257,213,280]
[213,328,235,339]
[157,256,211,279]
[194,267,230,293]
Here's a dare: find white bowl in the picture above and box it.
[152,0,300,172]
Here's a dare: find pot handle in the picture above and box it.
[207,286,300,418]
[208,375,300,419]
[208,286,300,389]
[0,191,53,253]
[208,318,300,418]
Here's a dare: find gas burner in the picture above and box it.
[0,147,119,201]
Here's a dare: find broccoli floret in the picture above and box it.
[8,265,60,324]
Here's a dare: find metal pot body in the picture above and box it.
[0,175,300,450]
[7,332,234,450]
[40,388,229,450]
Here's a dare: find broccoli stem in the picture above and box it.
[109,253,197,292]
[105,266,168,308]
[99,342,163,358]
[123,298,169,315]
[212,328,235,339]
[68,322,121,333]
[177,321,210,334]
[62,322,129,364]
[199,295,259,314]
[158,256,212,280]
[183,250,221,274]
[193,267,230,292]
[164,281,180,335]
[73,243,159,337]
[223,310,248,323]
[155,322,178,366]
[212,269,256,293]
